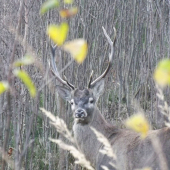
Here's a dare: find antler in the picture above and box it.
[50,45,75,90]
[88,27,116,88]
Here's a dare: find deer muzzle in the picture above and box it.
[75,109,87,118]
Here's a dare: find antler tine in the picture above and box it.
[63,75,75,90]
[89,27,116,87]
[88,70,94,88]
[50,45,75,90]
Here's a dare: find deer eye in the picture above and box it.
[70,100,74,105]
[89,98,94,104]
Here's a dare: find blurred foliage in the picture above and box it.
[125,113,149,139]
[47,23,69,46]
[154,59,170,88]
[13,69,36,97]
[40,0,59,15]
[13,55,34,67]
[0,81,9,95]
[63,39,88,64]
[59,7,78,18]
[43,0,88,63]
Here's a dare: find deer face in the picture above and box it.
[70,88,95,124]
[56,79,104,124]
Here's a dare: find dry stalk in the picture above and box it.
[40,108,74,143]
[154,84,170,170]
[91,127,116,169]
[49,138,94,170]
[91,127,116,160]
[40,108,94,170]
[149,135,168,170]
[41,108,117,169]
[156,84,170,126]
[101,165,110,170]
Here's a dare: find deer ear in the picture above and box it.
[90,79,105,101]
[56,85,71,101]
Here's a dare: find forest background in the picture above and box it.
[1,0,170,169]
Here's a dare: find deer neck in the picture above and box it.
[73,107,116,167]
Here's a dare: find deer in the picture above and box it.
[50,27,170,170]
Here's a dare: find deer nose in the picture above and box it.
[75,109,85,118]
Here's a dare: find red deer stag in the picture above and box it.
[50,27,170,170]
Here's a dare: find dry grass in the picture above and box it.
[91,127,116,159]
[40,108,94,170]
[49,138,94,170]
[156,85,170,127]
[40,108,118,169]
[40,108,74,143]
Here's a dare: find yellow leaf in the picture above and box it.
[0,81,9,95]
[63,39,88,64]
[13,55,34,67]
[125,114,149,138]
[40,0,59,15]
[154,68,170,87]
[47,23,69,46]
[64,0,74,4]
[154,59,170,88]
[59,7,78,18]
[13,70,36,97]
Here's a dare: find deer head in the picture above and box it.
[50,27,116,125]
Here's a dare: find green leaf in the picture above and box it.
[0,81,9,95]
[13,70,36,97]
[40,0,59,15]
[13,55,34,67]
